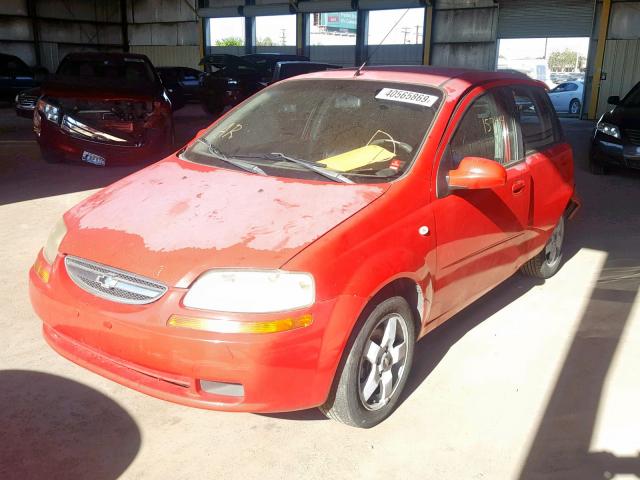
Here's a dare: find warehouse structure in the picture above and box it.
[1,0,639,118]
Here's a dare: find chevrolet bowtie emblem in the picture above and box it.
[96,274,119,289]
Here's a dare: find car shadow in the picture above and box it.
[0,370,140,480]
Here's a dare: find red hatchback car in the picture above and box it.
[30,67,579,427]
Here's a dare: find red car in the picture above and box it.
[34,52,174,166]
[30,67,579,427]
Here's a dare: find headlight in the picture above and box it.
[43,217,67,264]
[37,99,60,123]
[596,121,621,139]
[183,270,315,313]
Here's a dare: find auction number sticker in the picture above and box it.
[375,88,438,107]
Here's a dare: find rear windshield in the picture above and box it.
[57,57,156,84]
[183,79,442,184]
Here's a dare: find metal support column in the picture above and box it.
[355,9,368,67]
[120,0,129,52]
[588,0,612,120]
[422,1,434,65]
[296,12,309,58]
[26,0,41,66]
[244,0,255,55]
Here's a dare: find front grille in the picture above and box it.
[626,129,640,145]
[64,255,167,304]
[17,95,37,109]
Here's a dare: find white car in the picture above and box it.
[548,81,584,115]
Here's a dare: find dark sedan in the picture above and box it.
[590,81,640,174]
[0,53,45,101]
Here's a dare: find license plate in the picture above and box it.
[81,151,106,166]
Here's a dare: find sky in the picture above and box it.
[498,37,590,61]
[209,8,425,47]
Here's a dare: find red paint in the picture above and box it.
[30,67,577,412]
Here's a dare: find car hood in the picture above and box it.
[603,105,640,130]
[61,157,388,287]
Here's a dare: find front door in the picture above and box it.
[430,86,532,319]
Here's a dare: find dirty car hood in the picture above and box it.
[61,157,388,287]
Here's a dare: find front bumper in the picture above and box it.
[36,115,170,166]
[29,251,350,412]
[591,131,640,170]
[15,105,35,119]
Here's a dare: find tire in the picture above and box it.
[589,154,608,175]
[520,215,565,279]
[569,99,581,115]
[319,296,416,428]
[40,147,62,164]
[202,100,223,116]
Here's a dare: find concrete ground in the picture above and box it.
[0,105,638,480]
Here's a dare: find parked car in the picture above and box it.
[242,53,310,83]
[34,52,174,166]
[15,87,41,119]
[199,54,264,115]
[590,80,640,174]
[30,67,578,428]
[548,81,584,115]
[270,61,340,84]
[156,66,203,104]
[0,53,46,101]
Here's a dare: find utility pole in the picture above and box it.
[401,27,411,44]
[280,29,286,46]
[415,25,421,44]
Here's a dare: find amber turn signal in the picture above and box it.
[167,313,313,334]
[34,257,51,284]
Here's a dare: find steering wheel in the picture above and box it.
[370,138,413,154]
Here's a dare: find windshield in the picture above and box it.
[57,57,156,84]
[183,79,442,183]
[622,82,640,107]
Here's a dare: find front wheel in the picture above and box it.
[520,215,565,279]
[319,296,415,428]
[569,99,581,115]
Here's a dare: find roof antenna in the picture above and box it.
[354,8,411,77]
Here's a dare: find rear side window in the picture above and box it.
[513,86,561,153]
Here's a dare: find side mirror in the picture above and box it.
[607,95,620,105]
[448,157,507,190]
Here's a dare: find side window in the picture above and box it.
[513,86,560,154]
[437,89,520,197]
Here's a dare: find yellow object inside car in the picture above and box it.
[318,145,395,172]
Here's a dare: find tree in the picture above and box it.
[215,37,243,47]
[548,49,581,72]
[257,37,275,47]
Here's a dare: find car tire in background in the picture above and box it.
[520,215,565,279]
[320,296,416,428]
[589,154,608,175]
[40,147,62,164]
[569,99,581,115]
[202,100,223,117]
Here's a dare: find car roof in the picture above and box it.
[294,65,547,97]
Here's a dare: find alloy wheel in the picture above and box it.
[357,313,409,411]
[545,218,565,267]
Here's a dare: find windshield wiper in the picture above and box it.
[196,138,267,176]
[238,152,354,184]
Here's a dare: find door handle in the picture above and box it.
[512,180,526,195]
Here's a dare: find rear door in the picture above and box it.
[430,86,532,319]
